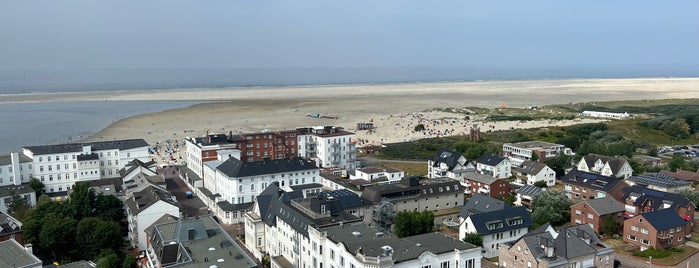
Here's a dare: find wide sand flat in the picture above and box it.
[4,78,698,163]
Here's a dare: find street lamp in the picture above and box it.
[649,256,652,268]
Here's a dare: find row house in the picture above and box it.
[476,154,511,179]
[124,184,180,250]
[500,224,615,268]
[623,209,690,251]
[577,153,633,179]
[503,141,573,166]
[459,202,532,258]
[570,197,625,235]
[22,139,149,196]
[462,171,510,198]
[620,185,695,231]
[625,173,691,193]
[427,149,474,179]
[562,170,627,201]
[297,126,358,170]
[512,160,556,186]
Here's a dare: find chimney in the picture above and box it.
[24,243,33,254]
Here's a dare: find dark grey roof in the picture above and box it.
[555,224,604,259]
[460,194,506,218]
[314,189,372,209]
[290,183,323,191]
[360,177,461,204]
[217,201,254,212]
[23,138,148,155]
[0,153,32,165]
[621,185,693,211]
[515,185,543,197]
[217,157,318,178]
[562,169,623,192]
[512,160,548,175]
[429,149,466,171]
[125,185,178,214]
[76,153,99,161]
[464,172,499,185]
[468,206,532,235]
[639,208,688,231]
[582,196,625,216]
[0,239,42,268]
[476,154,507,166]
[627,173,691,188]
[582,154,628,174]
[0,184,34,197]
[57,260,97,268]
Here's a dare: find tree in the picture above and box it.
[67,182,96,220]
[39,213,77,261]
[668,156,688,172]
[531,153,539,162]
[533,180,548,188]
[77,217,124,260]
[393,211,434,238]
[463,232,483,246]
[531,190,571,227]
[678,189,699,211]
[602,215,618,236]
[661,118,690,139]
[94,194,126,224]
[6,190,32,221]
[627,158,647,176]
[95,249,120,268]
[414,124,426,132]
[544,154,572,178]
[29,177,45,196]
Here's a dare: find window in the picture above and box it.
[631,226,639,232]
[627,234,636,241]
[251,184,255,191]
[239,186,243,193]
[55,156,59,161]
[641,228,649,234]
[587,213,594,219]
[575,210,581,215]
[440,261,450,268]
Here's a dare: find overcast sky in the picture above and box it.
[1,1,697,77]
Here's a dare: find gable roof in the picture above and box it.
[582,153,629,174]
[460,194,506,217]
[23,138,148,155]
[464,171,499,185]
[468,206,532,235]
[512,160,549,175]
[217,157,318,178]
[660,170,699,182]
[516,185,543,197]
[429,149,466,171]
[580,197,625,216]
[562,169,623,192]
[476,154,507,166]
[555,224,604,259]
[622,185,693,212]
[638,209,688,231]
[125,185,178,214]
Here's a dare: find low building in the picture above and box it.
[580,110,630,119]
[500,223,615,268]
[620,185,695,231]
[143,215,257,268]
[0,211,23,244]
[514,185,543,207]
[660,169,699,183]
[625,173,691,193]
[570,197,625,235]
[0,184,36,214]
[512,160,556,186]
[576,153,633,179]
[503,141,574,166]
[623,209,690,251]
[352,167,404,182]
[475,154,511,179]
[124,184,180,250]
[462,172,510,198]
[562,170,627,201]
[632,155,662,167]
[427,149,474,179]
[459,204,532,258]
[0,238,42,268]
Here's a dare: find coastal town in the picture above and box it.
[2,107,699,268]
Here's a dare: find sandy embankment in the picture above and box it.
[4,78,698,164]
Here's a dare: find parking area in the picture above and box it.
[659,145,699,158]
[165,175,209,217]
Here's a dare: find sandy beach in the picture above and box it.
[3,78,698,163]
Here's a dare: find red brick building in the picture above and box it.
[620,185,695,232]
[623,209,690,251]
[463,171,510,198]
[562,170,627,201]
[570,197,625,235]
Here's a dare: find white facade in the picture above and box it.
[297,126,358,170]
[22,141,149,195]
[0,153,34,187]
[126,198,180,250]
[581,111,631,119]
[352,167,404,182]
[515,164,556,186]
[577,157,633,179]
[459,217,528,258]
[215,165,320,206]
[503,141,573,166]
[476,159,511,179]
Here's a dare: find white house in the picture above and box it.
[475,154,511,179]
[512,160,556,186]
[297,126,359,170]
[427,149,475,179]
[22,139,150,196]
[577,153,633,179]
[351,166,404,182]
[503,141,573,166]
[124,184,180,250]
[0,152,37,213]
[581,111,631,119]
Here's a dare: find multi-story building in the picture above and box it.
[361,177,464,225]
[500,223,615,268]
[352,167,404,182]
[297,126,358,170]
[0,211,23,244]
[620,185,695,230]
[570,197,625,235]
[427,149,474,179]
[462,172,510,198]
[503,141,573,166]
[476,154,511,179]
[577,153,633,179]
[625,173,691,193]
[124,184,180,250]
[0,184,35,214]
[0,238,42,268]
[459,204,532,258]
[0,152,34,188]
[562,170,627,201]
[185,130,299,179]
[623,209,690,251]
[143,215,257,268]
[22,139,150,196]
[512,160,556,186]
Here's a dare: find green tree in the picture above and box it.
[414,124,426,132]
[627,158,647,176]
[39,213,78,261]
[531,190,571,227]
[533,180,548,188]
[544,154,572,178]
[6,190,32,221]
[29,177,45,196]
[677,189,699,211]
[463,232,483,246]
[393,211,434,238]
[531,153,540,162]
[122,253,137,268]
[67,182,96,220]
[668,156,688,172]
[77,217,124,260]
[94,194,126,224]
[661,118,690,139]
[95,249,120,268]
[602,215,618,236]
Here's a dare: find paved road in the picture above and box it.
[165,176,209,217]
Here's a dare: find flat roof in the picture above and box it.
[0,239,42,268]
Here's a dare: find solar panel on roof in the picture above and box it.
[642,189,666,198]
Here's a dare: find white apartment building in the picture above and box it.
[124,184,180,250]
[351,167,404,182]
[459,206,532,258]
[427,149,475,180]
[475,154,511,179]
[0,152,34,187]
[297,126,358,170]
[22,139,150,195]
[577,153,633,179]
[512,160,556,186]
[503,141,574,166]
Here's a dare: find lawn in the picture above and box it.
[375,161,427,177]
[604,237,699,266]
